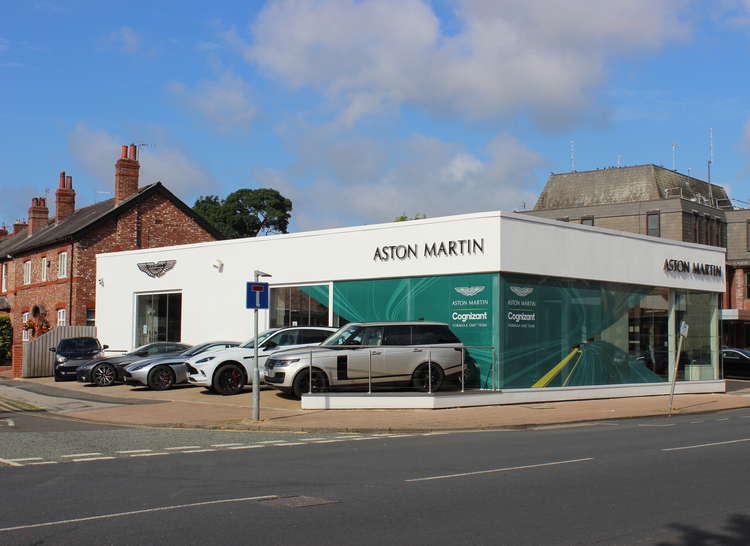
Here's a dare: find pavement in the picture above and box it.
[2,371,750,432]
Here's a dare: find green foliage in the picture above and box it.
[193,189,293,239]
[394,213,427,222]
[0,315,11,365]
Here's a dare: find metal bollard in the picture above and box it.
[492,349,497,392]
[308,349,313,395]
[461,348,465,393]
[368,349,372,395]
[428,350,432,394]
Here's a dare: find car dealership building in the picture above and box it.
[95,211,726,408]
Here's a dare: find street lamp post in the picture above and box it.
[252,269,271,421]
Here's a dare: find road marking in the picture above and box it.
[740,415,750,419]
[0,458,22,467]
[6,457,43,462]
[662,438,750,452]
[405,458,595,482]
[0,495,279,534]
[164,446,201,451]
[130,452,168,458]
[690,420,704,424]
[274,442,306,446]
[181,449,216,454]
[72,457,115,462]
[638,424,675,428]
[28,461,57,465]
[380,434,417,438]
[226,445,264,450]
[116,450,152,454]
[1,418,14,427]
[61,453,102,458]
[717,418,729,421]
[303,438,327,441]
[210,443,244,448]
[257,440,290,444]
[313,440,344,443]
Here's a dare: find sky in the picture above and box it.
[2,0,750,232]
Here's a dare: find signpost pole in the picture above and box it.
[249,271,271,422]
[668,321,689,417]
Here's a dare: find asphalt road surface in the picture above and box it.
[3,410,750,545]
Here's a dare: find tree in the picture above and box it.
[394,213,427,222]
[0,315,11,365]
[193,189,292,239]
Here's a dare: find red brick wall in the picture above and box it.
[6,190,216,375]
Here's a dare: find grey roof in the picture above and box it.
[0,183,222,259]
[533,165,731,211]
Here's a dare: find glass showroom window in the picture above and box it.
[269,285,330,328]
[135,293,182,346]
[674,291,718,381]
[58,251,68,278]
[40,257,47,282]
[57,308,66,327]
[22,312,30,341]
[646,212,660,237]
[23,261,31,285]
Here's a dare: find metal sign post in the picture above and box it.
[246,272,271,421]
[667,321,689,417]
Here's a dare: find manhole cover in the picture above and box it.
[261,496,339,508]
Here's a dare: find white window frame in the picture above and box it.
[57,308,66,327]
[22,312,30,341]
[23,260,31,285]
[58,251,68,279]
[1,263,6,292]
[41,256,48,282]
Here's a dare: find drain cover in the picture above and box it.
[261,496,339,508]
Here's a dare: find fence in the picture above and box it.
[22,325,97,378]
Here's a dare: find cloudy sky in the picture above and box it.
[2,1,750,231]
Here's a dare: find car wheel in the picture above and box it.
[292,369,329,399]
[92,363,117,387]
[148,366,175,391]
[213,364,244,395]
[411,362,444,393]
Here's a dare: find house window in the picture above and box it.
[23,260,31,285]
[57,308,66,327]
[86,308,95,327]
[746,222,750,251]
[22,312,29,341]
[1,263,6,292]
[694,213,700,243]
[580,217,594,226]
[647,212,660,237]
[58,251,68,278]
[746,271,750,300]
[41,257,48,282]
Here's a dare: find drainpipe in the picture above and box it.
[68,242,74,325]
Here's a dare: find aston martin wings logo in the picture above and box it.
[454,286,485,297]
[137,260,176,278]
[510,286,534,297]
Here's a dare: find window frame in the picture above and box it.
[646,211,660,237]
[22,312,30,341]
[58,251,68,279]
[86,308,95,327]
[1,262,6,292]
[57,308,66,327]
[22,260,31,285]
[40,256,47,282]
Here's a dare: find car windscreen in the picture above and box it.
[240,329,279,349]
[57,338,100,356]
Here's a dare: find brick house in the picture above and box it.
[0,144,221,377]
[525,164,750,346]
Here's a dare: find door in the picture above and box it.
[379,325,417,384]
[337,325,385,386]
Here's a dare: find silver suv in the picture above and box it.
[264,321,463,398]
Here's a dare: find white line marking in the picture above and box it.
[210,443,244,448]
[7,457,43,462]
[1,418,14,427]
[638,424,675,428]
[274,442,305,446]
[164,446,202,451]
[717,418,729,421]
[313,440,344,443]
[72,457,115,462]
[662,438,750,452]
[0,495,279,534]
[257,440,289,444]
[380,434,417,438]
[406,458,595,482]
[116,450,152,454]
[690,420,704,424]
[28,461,57,465]
[181,449,216,454]
[303,438,327,441]
[740,415,750,419]
[0,458,22,467]
[61,453,102,458]
[130,452,168,458]
[226,445,264,450]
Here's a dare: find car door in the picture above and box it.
[379,325,417,384]
[336,325,385,386]
[723,350,746,378]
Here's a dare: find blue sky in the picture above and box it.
[2,0,750,231]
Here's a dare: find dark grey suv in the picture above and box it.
[50,337,108,381]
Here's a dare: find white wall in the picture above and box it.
[95,211,725,351]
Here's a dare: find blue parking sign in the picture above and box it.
[246,282,269,309]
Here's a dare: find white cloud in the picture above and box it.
[257,128,544,231]
[236,0,688,127]
[109,26,140,54]
[68,123,217,199]
[167,71,256,132]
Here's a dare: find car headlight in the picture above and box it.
[195,355,216,364]
[56,356,68,363]
[268,358,299,369]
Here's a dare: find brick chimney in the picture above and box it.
[28,197,49,236]
[0,226,8,240]
[13,220,27,235]
[115,144,140,206]
[55,171,76,222]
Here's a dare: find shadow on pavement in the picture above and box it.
[657,514,750,545]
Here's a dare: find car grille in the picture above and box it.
[186,364,199,375]
[266,372,285,384]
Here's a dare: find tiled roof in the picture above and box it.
[0,183,221,259]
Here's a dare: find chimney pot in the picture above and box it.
[59,171,66,188]
[28,196,49,236]
[129,144,137,161]
[120,145,128,159]
[115,145,140,206]
[56,173,76,222]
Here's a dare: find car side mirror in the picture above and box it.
[49,347,56,353]
[102,345,109,350]
[263,341,278,350]
[136,351,148,356]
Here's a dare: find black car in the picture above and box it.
[721,348,750,379]
[76,342,190,387]
[50,337,108,381]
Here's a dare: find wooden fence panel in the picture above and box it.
[22,326,97,378]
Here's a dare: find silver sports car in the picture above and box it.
[123,341,239,390]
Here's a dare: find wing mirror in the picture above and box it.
[102,345,109,350]
[49,347,56,353]
[263,341,278,350]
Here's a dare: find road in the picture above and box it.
[2,408,750,544]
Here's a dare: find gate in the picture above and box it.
[22,326,97,378]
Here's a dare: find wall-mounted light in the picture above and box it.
[213,259,224,273]
[98,278,104,286]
